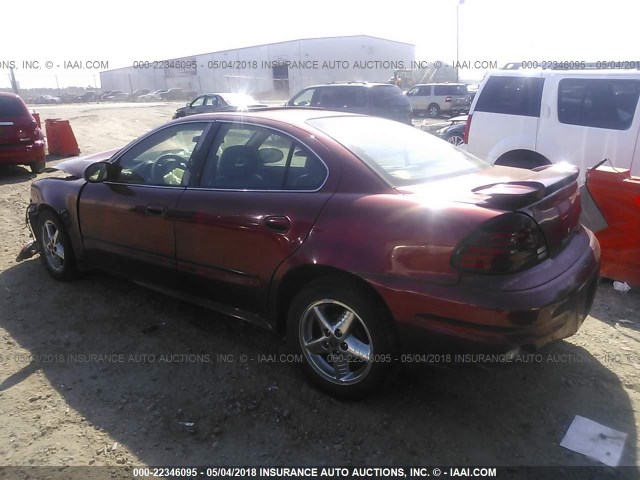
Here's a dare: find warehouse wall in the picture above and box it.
[100,36,415,99]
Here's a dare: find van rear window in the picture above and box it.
[0,96,28,117]
[475,76,544,117]
[558,78,640,130]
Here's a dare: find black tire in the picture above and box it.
[427,103,441,118]
[445,133,464,146]
[287,276,398,398]
[496,152,549,170]
[37,210,77,281]
[30,161,46,174]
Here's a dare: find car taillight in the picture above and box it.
[463,114,472,144]
[445,96,452,102]
[452,213,548,275]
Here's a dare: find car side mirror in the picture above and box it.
[84,161,110,183]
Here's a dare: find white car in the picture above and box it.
[465,68,640,182]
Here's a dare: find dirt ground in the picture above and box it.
[0,103,638,478]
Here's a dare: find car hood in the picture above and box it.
[44,148,120,177]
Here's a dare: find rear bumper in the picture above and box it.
[368,228,601,353]
[0,142,45,165]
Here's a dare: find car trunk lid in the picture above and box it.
[397,164,582,257]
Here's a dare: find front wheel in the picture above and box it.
[287,277,398,398]
[37,210,77,280]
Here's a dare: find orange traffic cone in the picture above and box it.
[45,119,80,157]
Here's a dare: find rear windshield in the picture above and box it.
[0,96,28,117]
[308,116,487,186]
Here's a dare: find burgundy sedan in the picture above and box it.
[19,109,600,397]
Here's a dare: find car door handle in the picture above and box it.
[145,205,167,216]
[264,215,290,233]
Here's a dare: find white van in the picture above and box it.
[465,69,640,181]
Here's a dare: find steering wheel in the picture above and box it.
[151,154,188,184]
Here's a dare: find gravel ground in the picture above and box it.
[0,103,638,479]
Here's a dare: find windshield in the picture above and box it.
[308,116,487,186]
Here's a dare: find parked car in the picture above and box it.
[130,89,150,101]
[431,115,467,145]
[173,93,265,119]
[286,82,412,124]
[161,88,186,101]
[106,92,130,102]
[0,92,46,173]
[34,95,61,105]
[465,69,640,181]
[17,109,600,397]
[78,91,98,103]
[100,90,123,101]
[139,90,167,102]
[405,83,471,117]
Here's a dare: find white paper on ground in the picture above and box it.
[560,415,628,467]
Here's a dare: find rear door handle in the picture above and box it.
[264,215,290,233]
[145,205,167,216]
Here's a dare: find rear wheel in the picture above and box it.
[427,103,441,118]
[30,161,45,174]
[287,276,398,398]
[37,210,76,280]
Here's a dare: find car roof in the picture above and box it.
[414,83,466,87]
[172,107,362,128]
[303,82,396,88]
[0,92,22,99]
[486,69,640,78]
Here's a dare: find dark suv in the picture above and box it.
[286,82,412,124]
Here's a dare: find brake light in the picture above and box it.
[452,213,548,275]
[463,114,472,144]
[445,96,452,103]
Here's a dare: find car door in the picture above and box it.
[537,75,640,179]
[186,95,207,115]
[174,121,337,316]
[203,95,222,113]
[78,122,212,286]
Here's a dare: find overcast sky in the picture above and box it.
[1,0,637,89]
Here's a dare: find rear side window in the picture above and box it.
[475,76,544,117]
[315,87,367,108]
[0,96,28,117]
[558,78,640,130]
[371,85,408,107]
[434,85,468,96]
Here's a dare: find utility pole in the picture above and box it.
[9,67,19,94]
[456,0,462,83]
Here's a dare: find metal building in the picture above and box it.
[99,35,418,98]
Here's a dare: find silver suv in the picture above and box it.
[406,83,471,117]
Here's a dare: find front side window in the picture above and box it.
[199,123,327,190]
[190,96,205,107]
[558,78,640,130]
[113,123,208,186]
[475,76,544,117]
[290,88,315,106]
